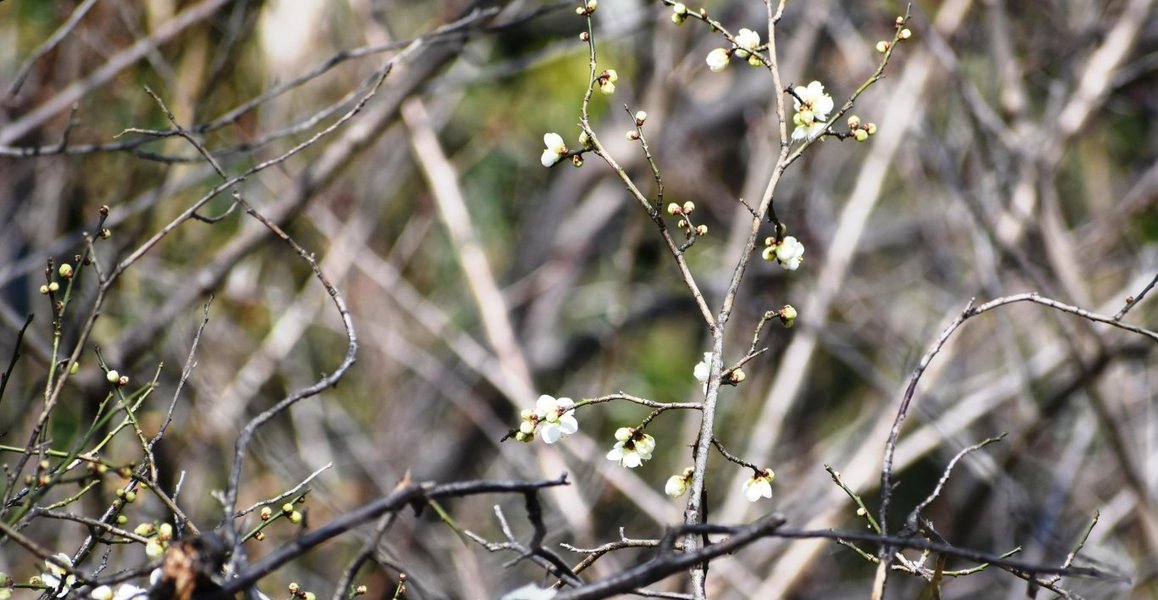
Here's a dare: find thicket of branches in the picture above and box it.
[0,0,1155,599]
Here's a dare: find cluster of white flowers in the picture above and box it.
[91,569,161,600]
[516,395,579,443]
[91,582,148,600]
[762,235,805,270]
[743,468,776,502]
[606,427,655,468]
[791,81,835,140]
[705,28,762,72]
[40,554,76,598]
[34,553,161,599]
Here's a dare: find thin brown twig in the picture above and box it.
[1114,272,1157,321]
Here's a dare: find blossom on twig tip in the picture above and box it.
[743,468,775,502]
[540,133,568,167]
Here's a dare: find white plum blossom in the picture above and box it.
[665,467,693,497]
[597,69,618,95]
[540,133,567,167]
[705,48,730,72]
[693,352,712,382]
[773,236,805,270]
[693,352,712,391]
[41,553,76,598]
[91,583,148,600]
[733,28,761,58]
[145,538,165,558]
[743,468,776,502]
[500,583,558,600]
[534,395,578,443]
[791,81,835,140]
[606,427,655,468]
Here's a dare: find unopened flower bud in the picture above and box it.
[634,111,647,125]
[58,264,73,278]
[282,503,294,514]
[875,40,890,53]
[847,115,861,129]
[134,523,156,536]
[864,122,878,135]
[666,203,682,215]
[290,511,303,524]
[39,284,49,294]
[895,16,905,25]
[571,155,584,167]
[580,31,590,41]
[778,304,798,328]
[695,224,708,236]
[626,130,640,140]
[677,219,687,229]
[899,28,912,40]
[728,368,745,383]
[854,129,869,142]
[682,201,695,214]
[261,506,273,520]
[48,281,60,292]
[106,370,121,384]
